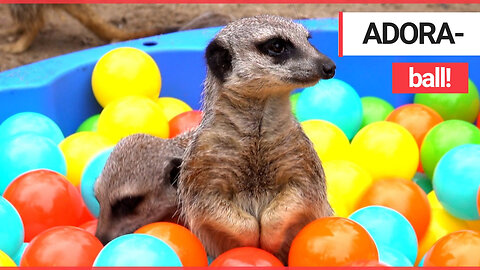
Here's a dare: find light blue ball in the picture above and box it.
[12,242,28,266]
[296,78,363,139]
[0,197,24,258]
[418,253,426,267]
[378,245,413,267]
[349,206,418,264]
[433,144,480,220]
[93,234,182,267]
[0,133,67,194]
[0,112,64,144]
[81,147,114,217]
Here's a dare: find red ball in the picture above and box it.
[347,260,388,266]
[3,169,84,241]
[477,187,480,216]
[168,110,202,138]
[423,230,480,266]
[288,217,379,266]
[210,247,284,267]
[21,226,103,266]
[78,219,98,236]
[77,185,96,224]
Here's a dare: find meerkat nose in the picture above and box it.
[321,62,336,79]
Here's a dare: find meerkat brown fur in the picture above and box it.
[178,15,335,263]
[94,132,192,245]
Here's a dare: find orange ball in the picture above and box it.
[423,230,480,266]
[347,260,388,266]
[78,219,97,236]
[134,222,208,266]
[356,178,431,242]
[386,103,443,148]
[288,217,378,266]
[168,110,202,138]
[477,187,480,216]
[210,247,284,267]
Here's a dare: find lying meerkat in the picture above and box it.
[94,132,192,245]
[178,15,335,263]
[1,4,233,53]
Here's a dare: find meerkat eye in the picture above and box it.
[307,33,312,40]
[111,195,144,217]
[256,37,292,57]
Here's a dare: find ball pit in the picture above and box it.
[423,230,480,267]
[1,17,480,267]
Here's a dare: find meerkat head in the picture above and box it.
[94,134,182,245]
[204,15,335,98]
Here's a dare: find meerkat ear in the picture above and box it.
[205,39,232,82]
[164,157,182,188]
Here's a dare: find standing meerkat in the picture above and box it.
[94,132,193,245]
[178,15,335,263]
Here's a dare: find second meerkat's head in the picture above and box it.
[205,15,335,96]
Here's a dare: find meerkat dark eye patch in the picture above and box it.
[111,195,144,217]
[165,157,182,188]
[205,39,232,83]
[255,37,294,64]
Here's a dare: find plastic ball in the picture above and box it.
[210,247,283,267]
[323,160,372,217]
[0,133,67,194]
[156,97,192,121]
[417,192,468,263]
[288,217,378,266]
[0,197,24,258]
[93,234,182,267]
[421,120,480,180]
[80,147,114,217]
[79,220,98,236]
[346,260,387,266]
[301,120,350,162]
[0,112,64,144]
[356,178,430,242]
[478,187,480,215]
[168,110,202,138]
[135,222,208,267]
[350,121,419,180]
[92,47,161,108]
[21,226,103,266]
[59,132,114,186]
[12,243,27,266]
[360,96,394,128]
[3,170,84,242]
[290,92,301,117]
[0,250,16,267]
[386,103,443,148]
[433,144,480,220]
[97,96,169,143]
[414,79,480,123]
[77,194,96,225]
[423,230,480,266]
[77,114,100,132]
[413,172,433,194]
[378,245,413,267]
[296,78,363,139]
[349,206,418,264]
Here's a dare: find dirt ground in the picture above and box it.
[1,3,480,72]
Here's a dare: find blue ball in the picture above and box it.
[0,197,24,258]
[296,78,362,139]
[0,133,67,194]
[433,144,480,220]
[93,234,182,267]
[0,112,64,144]
[81,147,114,217]
[418,253,426,267]
[12,242,28,266]
[378,245,413,267]
[349,205,418,264]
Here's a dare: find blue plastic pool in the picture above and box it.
[1,18,479,136]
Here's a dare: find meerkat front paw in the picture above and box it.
[0,42,28,54]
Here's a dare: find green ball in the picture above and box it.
[412,172,432,194]
[76,114,100,132]
[421,119,480,179]
[290,92,301,118]
[360,96,394,128]
[414,79,480,123]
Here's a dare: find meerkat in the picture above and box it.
[94,131,193,245]
[178,15,336,263]
[0,4,233,54]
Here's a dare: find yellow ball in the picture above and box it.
[156,97,193,121]
[0,250,16,267]
[98,96,169,143]
[92,47,161,107]
[416,192,468,264]
[59,132,114,186]
[301,120,350,162]
[350,121,419,181]
[323,160,373,217]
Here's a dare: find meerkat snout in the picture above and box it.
[319,59,336,79]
